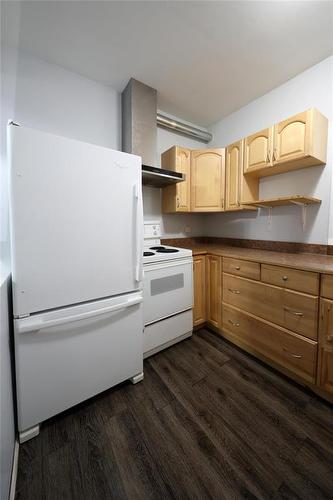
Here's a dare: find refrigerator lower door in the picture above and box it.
[14,292,143,433]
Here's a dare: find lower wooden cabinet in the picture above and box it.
[193,256,206,327]
[222,303,317,384]
[223,273,318,340]
[191,252,332,402]
[317,299,333,396]
[206,255,221,329]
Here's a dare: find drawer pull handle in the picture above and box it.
[234,266,241,270]
[228,319,240,327]
[282,276,288,281]
[327,335,333,343]
[282,348,302,359]
[228,288,240,294]
[283,307,304,317]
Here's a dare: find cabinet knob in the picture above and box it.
[234,266,241,270]
[282,276,288,281]
[327,335,333,343]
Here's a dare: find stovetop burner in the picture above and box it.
[155,248,179,253]
[149,246,165,250]
[143,251,155,256]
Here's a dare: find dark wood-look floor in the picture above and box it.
[16,329,333,500]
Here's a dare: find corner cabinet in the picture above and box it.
[318,297,333,397]
[193,255,206,327]
[190,149,225,212]
[162,146,191,212]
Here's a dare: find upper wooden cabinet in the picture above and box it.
[226,141,242,210]
[244,128,273,174]
[162,146,191,213]
[226,140,259,208]
[190,149,225,212]
[244,108,328,177]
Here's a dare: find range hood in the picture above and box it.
[121,78,185,188]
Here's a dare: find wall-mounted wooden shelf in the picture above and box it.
[245,196,321,230]
[245,195,321,208]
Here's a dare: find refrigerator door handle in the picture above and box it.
[134,183,143,283]
[17,296,143,334]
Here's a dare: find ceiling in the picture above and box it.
[10,1,333,126]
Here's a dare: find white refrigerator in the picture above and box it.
[9,124,144,442]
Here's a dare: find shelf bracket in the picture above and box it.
[290,201,308,231]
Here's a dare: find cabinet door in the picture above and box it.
[190,149,225,212]
[193,256,206,327]
[226,141,242,210]
[273,111,309,165]
[162,146,191,213]
[206,255,221,329]
[175,147,191,211]
[244,128,273,173]
[318,299,333,396]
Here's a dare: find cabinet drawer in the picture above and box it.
[321,274,333,299]
[223,273,318,340]
[261,264,319,295]
[223,257,260,280]
[222,303,317,383]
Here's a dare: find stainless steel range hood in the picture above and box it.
[121,78,185,188]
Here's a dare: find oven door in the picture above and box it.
[143,257,193,325]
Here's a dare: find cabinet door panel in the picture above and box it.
[226,141,241,210]
[193,256,206,326]
[206,255,221,329]
[191,149,225,211]
[176,147,191,211]
[273,111,308,164]
[244,128,272,173]
[318,299,333,396]
[162,146,191,213]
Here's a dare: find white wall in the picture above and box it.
[0,2,20,498]
[207,56,333,245]
[15,51,121,150]
[143,122,206,238]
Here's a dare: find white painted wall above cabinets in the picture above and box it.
[206,56,333,245]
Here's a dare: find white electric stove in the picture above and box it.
[143,222,193,358]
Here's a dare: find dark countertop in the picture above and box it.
[169,242,333,274]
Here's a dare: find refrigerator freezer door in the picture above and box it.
[9,125,143,316]
[14,292,143,432]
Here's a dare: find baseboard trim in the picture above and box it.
[9,440,19,500]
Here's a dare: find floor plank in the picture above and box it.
[15,328,333,500]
